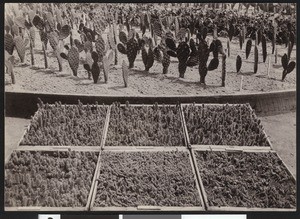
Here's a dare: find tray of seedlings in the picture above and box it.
[4,147,101,211]
[190,147,296,211]
[90,147,205,211]
[103,102,187,150]
[181,103,273,151]
[18,100,109,151]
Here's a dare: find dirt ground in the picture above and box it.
[5,28,296,96]
[5,111,296,177]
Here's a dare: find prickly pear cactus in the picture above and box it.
[95,35,105,62]
[126,38,139,68]
[198,38,209,84]
[68,47,80,76]
[39,30,48,49]
[14,36,29,63]
[5,33,15,55]
[221,54,227,87]
[176,42,190,78]
[281,53,296,81]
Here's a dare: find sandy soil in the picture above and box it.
[5,28,296,96]
[5,112,296,176]
[260,111,296,177]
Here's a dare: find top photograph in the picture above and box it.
[4,3,296,96]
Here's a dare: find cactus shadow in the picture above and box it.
[41,69,56,74]
[239,71,256,75]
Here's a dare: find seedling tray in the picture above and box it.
[181,103,273,150]
[191,148,296,211]
[4,147,101,211]
[104,104,187,150]
[90,147,205,211]
[18,104,109,147]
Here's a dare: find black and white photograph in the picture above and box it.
[4,2,297,215]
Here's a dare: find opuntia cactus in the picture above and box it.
[60,44,80,76]
[198,37,209,84]
[141,37,154,72]
[281,53,296,81]
[84,51,101,83]
[236,55,242,73]
[5,27,15,55]
[246,39,252,59]
[166,37,190,78]
[14,36,29,63]
[95,34,106,63]
[254,45,258,74]
[117,30,140,68]
[262,34,267,63]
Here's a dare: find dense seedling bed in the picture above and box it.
[183,104,270,146]
[194,150,296,209]
[93,150,201,207]
[5,150,98,207]
[20,101,107,146]
[105,102,185,146]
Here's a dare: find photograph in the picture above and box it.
[3,2,297,215]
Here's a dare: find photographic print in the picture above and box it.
[4,2,296,213]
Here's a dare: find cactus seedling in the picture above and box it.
[281,54,296,81]
[84,51,101,83]
[60,44,80,77]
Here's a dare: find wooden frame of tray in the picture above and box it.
[181,103,273,150]
[103,103,187,150]
[89,147,205,211]
[4,148,102,212]
[190,147,296,212]
[17,104,109,148]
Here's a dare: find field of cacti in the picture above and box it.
[5,100,296,211]
[5,3,296,96]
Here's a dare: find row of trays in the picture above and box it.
[5,147,296,211]
[5,102,295,211]
[16,102,273,150]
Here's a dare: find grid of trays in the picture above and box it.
[4,101,296,211]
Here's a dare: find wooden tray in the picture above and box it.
[18,104,109,148]
[103,103,187,149]
[191,148,296,212]
[181,103,273,150]
[89,148,205,211]
[4,148,101,211]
